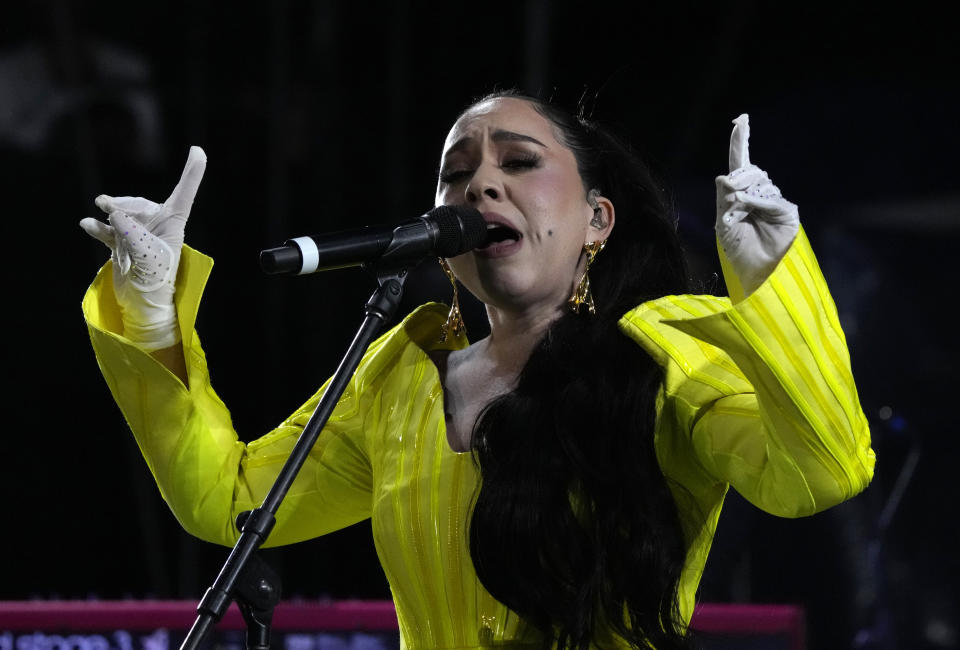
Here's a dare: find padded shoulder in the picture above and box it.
[349,302,466,394]
[619,294,753,401]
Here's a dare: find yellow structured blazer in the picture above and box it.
[82,227,874,649]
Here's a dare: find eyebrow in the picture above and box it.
[446,129,549,154]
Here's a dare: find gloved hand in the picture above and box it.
[715,114,799,297]
[80,146,207,351]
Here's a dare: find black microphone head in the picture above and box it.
[428,205,488,257]
[260,245,303,274]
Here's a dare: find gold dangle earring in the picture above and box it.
[439,257,465,342]
[569,189,607,315]
[568,240,606,315]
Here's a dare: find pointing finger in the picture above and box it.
[728,114,750,173]
[165,146,207,214]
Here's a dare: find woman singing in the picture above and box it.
[81,92,875,649]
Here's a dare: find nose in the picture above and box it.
[464,162,501,204]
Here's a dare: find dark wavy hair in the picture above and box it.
[464,91,693,650]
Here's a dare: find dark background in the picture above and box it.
[2,1,957,648]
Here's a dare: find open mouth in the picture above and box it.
[480,223,521,248]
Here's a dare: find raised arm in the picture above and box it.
[620,117,874,518]
[81,148,374,546]
[697,117,870,515]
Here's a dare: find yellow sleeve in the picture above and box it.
[619,227,875,518]
[82,246,373,547]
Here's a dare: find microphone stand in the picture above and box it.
[179,264,412,650]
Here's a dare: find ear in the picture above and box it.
[586,194,615,244]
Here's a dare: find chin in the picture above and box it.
[468,268,532,304]
[455,257,573,313]
[481,283,570,316]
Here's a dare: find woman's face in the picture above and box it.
[435,97,613,315]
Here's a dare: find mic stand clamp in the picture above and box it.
[234,513,282,650]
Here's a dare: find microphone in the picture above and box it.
[260,205,488,275]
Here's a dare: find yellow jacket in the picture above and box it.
[82,227,874,649]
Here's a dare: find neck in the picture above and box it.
[476,302,564,377]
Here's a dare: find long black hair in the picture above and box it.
[466,91,694,650]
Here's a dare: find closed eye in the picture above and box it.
[439,168,472,184]
[501,153,541,171]
[439,153,541,184]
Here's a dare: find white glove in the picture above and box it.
[81,146,207,351]
[715,115,799,297]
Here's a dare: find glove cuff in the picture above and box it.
[118,296,182,351]
[717,223,799,297]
